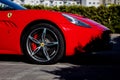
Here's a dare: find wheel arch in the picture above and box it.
[20,19,66,55]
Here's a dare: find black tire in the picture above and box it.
[21,23,65,64]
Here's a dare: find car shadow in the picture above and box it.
[41,34,120,80]
[0,54,25,62]
[42,65,120,80]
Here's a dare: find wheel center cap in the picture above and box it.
[40,43,45,47]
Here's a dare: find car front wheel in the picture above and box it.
[21,23,65,64]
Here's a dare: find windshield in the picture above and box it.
[0,0,26,10]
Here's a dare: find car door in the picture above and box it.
[0,2,18,51]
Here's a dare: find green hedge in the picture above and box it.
[24,5,120,33]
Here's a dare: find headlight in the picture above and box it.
[62,13,91,28]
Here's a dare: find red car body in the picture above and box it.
[0,10,110,55]
[0,0,111,64]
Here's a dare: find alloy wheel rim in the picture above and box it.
[26,27,59,62]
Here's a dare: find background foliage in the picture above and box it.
[24,5,120,33]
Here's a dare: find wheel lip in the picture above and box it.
[26,27,60,63]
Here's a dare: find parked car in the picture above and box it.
[0,0,112,64]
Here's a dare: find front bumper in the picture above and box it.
[83,30,112,52]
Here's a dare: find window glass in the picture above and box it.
[59,2,62,4]
[0,2,14,10]
[89,2,91,4]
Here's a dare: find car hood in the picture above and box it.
[18,9,110,31]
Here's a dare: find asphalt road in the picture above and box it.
[0,34,120,80]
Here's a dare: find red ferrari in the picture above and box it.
[0,0,112,64]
